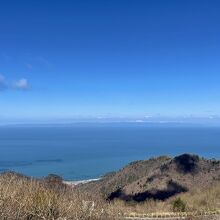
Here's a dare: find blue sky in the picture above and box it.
[0,0,220,123]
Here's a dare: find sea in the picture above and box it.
[0,123,220,180]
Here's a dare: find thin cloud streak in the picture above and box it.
[0,74,31,91]
[13,78,30,90]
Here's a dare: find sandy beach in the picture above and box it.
[63,178,101,187]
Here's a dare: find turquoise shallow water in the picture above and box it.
[0,124,220,180]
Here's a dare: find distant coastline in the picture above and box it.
[63,178,101,186]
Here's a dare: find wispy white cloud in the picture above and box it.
[135,119,144,123]
[0,75,31,91]
[13,78,30,90]
[144,115,152,119]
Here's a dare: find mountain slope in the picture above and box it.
[80,154,220,202]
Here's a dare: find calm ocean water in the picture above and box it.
[0,124,220,180]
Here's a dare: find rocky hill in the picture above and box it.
[79,154,220,202]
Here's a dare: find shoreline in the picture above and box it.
[63,178,101,186]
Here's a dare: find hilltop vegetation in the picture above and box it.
[0,172,118,220]
[0,154,220,219]
[80,154,220,202]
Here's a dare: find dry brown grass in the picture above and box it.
[0,172,220,219]
[110,183,220,214]
[0,173,119,220]
[175,183,220,211]
[111,199,171,214]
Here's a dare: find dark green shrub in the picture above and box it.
[173,198,186,212]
